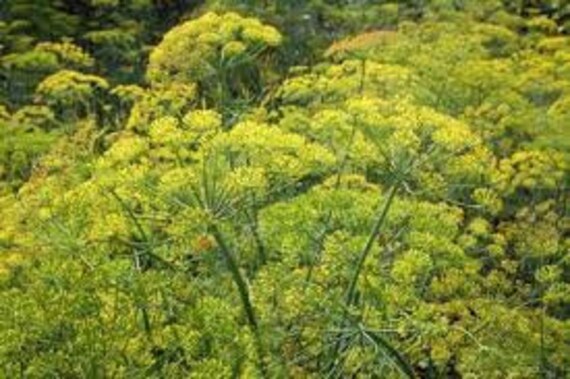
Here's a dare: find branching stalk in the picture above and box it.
[208,223,268,378]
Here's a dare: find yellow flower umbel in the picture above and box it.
[147,12,281,103]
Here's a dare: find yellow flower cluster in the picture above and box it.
[498,150,566,193]
[224,166,268,197]
[110,84,145,104]
[147,12,281,85]
[182,109,222,143]
[149,116,186,146]
[127,83,197,131]
[221,41,247,58]
[207,121,335,181]
[36,70,109,106]
[10,105,55,128]
[280,60,415,105]
[97,134,149,168]
[392,249,433,284]
[35,41,95,69]
[159,167,198,196]
[472,187,503,215]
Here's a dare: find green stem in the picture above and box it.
[209,223,268,377]
[210,224,258,329]
[345,183,399,308]
[245,200,267,267]
[326,184,400,374]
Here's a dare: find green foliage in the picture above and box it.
[1,41,95,106]
[36,70,110,121]
[148,12,282,118]
[0,111,59,191]
[1,2,570,378]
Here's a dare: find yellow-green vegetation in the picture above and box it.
[1,1,570,378]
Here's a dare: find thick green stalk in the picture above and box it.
[326,184,401,375]
[245,203,267,266]
[209,223,268,377]
[345,183,399,308]
[209,224,258,329]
